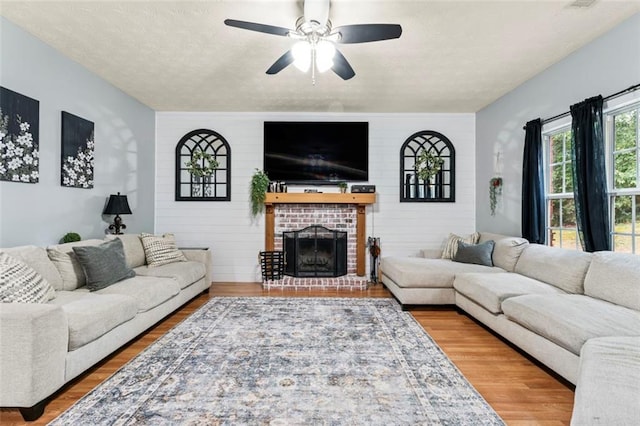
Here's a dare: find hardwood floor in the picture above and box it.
[0,283,575,425]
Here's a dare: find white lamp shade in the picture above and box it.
[315,40,335,73]
[292,41,312,72]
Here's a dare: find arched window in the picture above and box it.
[175,129,231,201]
[400,130,455,202]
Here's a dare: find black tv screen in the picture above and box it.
[263,121,369,184]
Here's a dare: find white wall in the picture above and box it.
[156,112,475,282]
[475,12,640,237]
[0,17,156,247]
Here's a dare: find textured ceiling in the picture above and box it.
[1,1,639,113]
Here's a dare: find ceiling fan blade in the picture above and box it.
[334,24,402,44]
[224,19,292,37]
[331,50,355,80]
[266,50,295,75]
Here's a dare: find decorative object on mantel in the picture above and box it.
[60,232,81,244]
[175,129,231,202]
[61,111,94,189]
[250,168,270,217]
[103,192,132,235]
[489,176,503,216]
[0,86,40,184]
[338,182,348,193]
[400,130,455,202]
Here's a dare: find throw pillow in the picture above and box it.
[0,252,56,303]
[72,238,136,291]
[140,233,187,267]
[453,240,495,267]
[441,232,480,259]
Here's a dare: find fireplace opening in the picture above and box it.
[283,225,347,277]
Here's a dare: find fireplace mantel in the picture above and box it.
[264,192,376,276]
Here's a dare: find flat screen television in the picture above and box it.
[263,121,369,184]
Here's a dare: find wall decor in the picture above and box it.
[175,128,231,201]
[0,87,40,184]
[61,111,94,189]
[400,130,455,202]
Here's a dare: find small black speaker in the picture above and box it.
[351,185,376,193]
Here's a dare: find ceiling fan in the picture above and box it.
[224,0,402,82]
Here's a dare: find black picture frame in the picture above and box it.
[0,86,40,184]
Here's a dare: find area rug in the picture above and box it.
[50,297,505,425]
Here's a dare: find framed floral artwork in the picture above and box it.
[61,111,94,189]
[0,86,40,184]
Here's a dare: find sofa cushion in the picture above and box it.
[502,294,640,355]
[454,272,565,314]
[104,234,146,268]
[514,244,592,294]
[1,245,63,290]
[72,239,136,291]
[50,291,138,351]
[134,261,206,290]
[453,240,495,266]
[571,336,640,426]
[491,237,529,272]
[441,232,480,259]
[0,252,56,303]
[380,256,503,289]
[583,251,640,311]
[47,239,104,291]
[95,275,180,313]
[140,233,187,267]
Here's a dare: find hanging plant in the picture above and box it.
[250,169,270,217]
[186,150,218,177]
[415,149,444,181]
[489,177,503,216]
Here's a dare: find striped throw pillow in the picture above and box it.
[0,251,55,303]
[441,232,480,259]
[140,233,187,267]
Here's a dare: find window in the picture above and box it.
[544,127,580,250]
[607,104,640,253]
[542,99,640,254]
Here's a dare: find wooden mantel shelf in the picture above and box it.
[264,192,376,205]
[264,192,376,277]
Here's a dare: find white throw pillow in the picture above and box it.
[140,233,187,267]
[441,232,480,259]
[0,251,55,303]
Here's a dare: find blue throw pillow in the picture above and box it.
[453,240,495,267]
[72,238,135,291]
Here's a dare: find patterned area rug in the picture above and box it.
[50,297,505,425]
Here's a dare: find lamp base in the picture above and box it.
[108,215,127,235]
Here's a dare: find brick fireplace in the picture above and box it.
[263,193,376,289]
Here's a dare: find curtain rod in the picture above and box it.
[522,83,640,130]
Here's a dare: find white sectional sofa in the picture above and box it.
[0,234,211,421]
[381,232,640,424]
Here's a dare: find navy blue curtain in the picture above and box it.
[522,118,545,244]
[570,95,611,252]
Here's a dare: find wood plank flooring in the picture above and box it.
[0,283,575,425]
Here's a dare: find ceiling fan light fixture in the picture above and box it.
[292,41,311,72]
[315,40,335,72]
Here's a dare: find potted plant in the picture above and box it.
[489,177,503,216]
[60,232,81,243]
[337,182,348,193]
[250,169,270,216]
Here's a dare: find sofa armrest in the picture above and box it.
[0,303,68,407]
[182,248,212,285]
[421,248,443,259]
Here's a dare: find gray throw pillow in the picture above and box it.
[72,239,136,291]
[453,240,495,267]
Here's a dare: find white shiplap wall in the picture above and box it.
[155,112,476,282]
